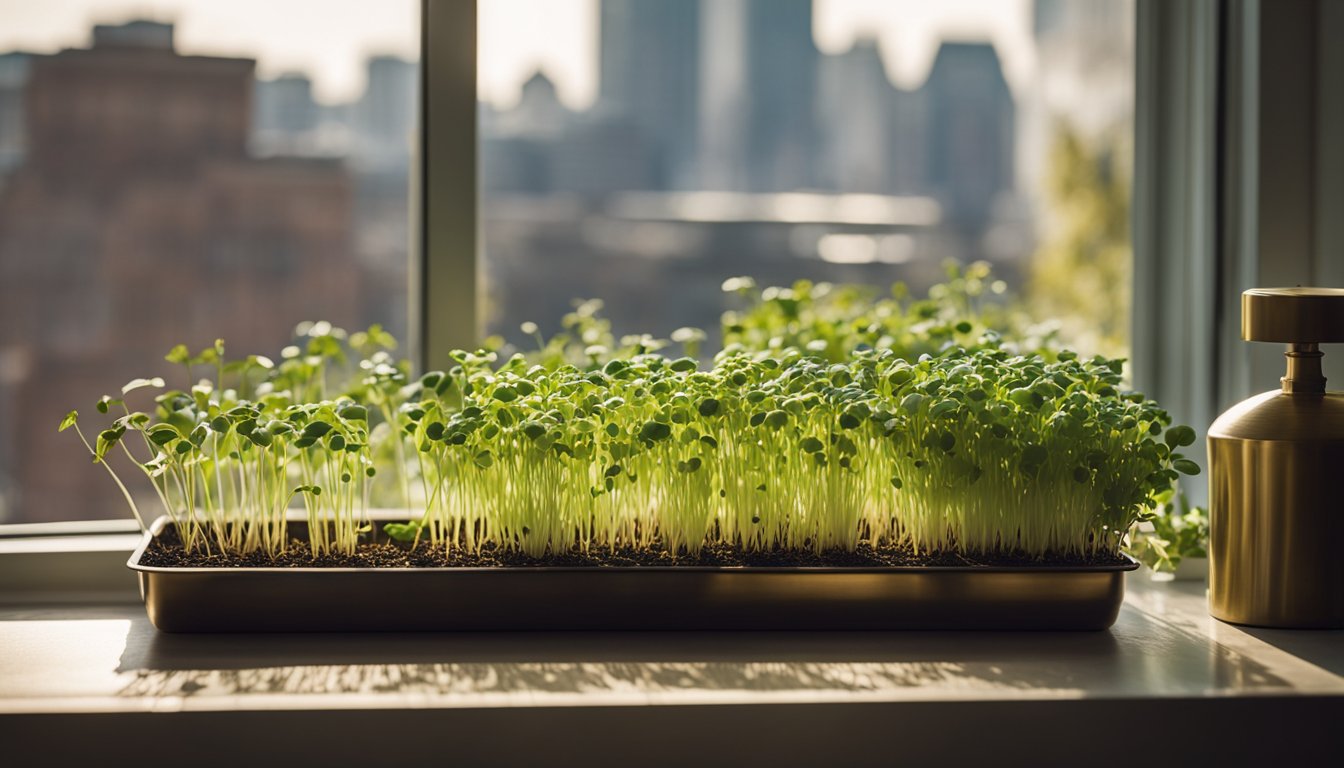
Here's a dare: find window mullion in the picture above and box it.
[417,0,480,372]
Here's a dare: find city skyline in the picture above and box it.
[481,1,1016,210]
[0,0,1033,107]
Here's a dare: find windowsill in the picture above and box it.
[0,531,141,603]
[1,576,1340,762]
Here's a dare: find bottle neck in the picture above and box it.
[1282,342,1327,394]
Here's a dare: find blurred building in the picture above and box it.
[600,0,701,190]
[553,113,656,196]
[347,55,418,342]
[0,21,359,522]
[818,37,893,194]
[817,36,927,197]
[351,55,418,172]
[920,42,1016,230]
[504,71,571,140]
[0,52,30,182]
[92,19,173,48]
[482,69,655,197]
[699,0,818,192]
[252,72,323,156]
[486,0,826,197]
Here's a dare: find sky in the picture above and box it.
[0,0,1033,106]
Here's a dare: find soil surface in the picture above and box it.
[139,525,1130,569]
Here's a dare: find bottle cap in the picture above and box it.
[1242,288,1344,343]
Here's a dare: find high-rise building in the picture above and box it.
[700,0,818,192]
[352,55,418,171]
[887,85,929,198]
[816,35,932,198]
[818,37,888,194]
[920,42,1015,229]
[599,0,701,190]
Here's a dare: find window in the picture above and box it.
[478,0,1135,361]
[0,1,419,523]
[1,0,1142,526]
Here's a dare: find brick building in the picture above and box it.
[0,22,359,522]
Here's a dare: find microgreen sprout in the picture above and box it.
[396,343,1195,560]
[65,328,387,558]
[720,261,1047,363]
[69,277,1196,564]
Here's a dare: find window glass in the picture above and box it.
[0,1,418,522]
[479,0,1134,360]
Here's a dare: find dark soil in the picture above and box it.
[139,525,1130,569]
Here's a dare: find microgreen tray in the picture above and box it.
[129,515,1138,632]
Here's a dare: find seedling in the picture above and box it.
[397,343,1194,560]
[65,327,383,558]
[719,261,1052,363]
[1127,489,1209,572]
[70,280,1195,564]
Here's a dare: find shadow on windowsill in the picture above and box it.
[109,607,1290,702]
[1236,625,1344,677]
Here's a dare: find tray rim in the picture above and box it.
[127,513,1141,576]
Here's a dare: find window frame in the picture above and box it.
[417,0,479,369]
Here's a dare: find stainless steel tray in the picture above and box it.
[128,515,1138,632]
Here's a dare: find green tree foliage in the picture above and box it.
[1028,122,1132,359]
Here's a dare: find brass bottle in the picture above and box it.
[1207,288,1344,628]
